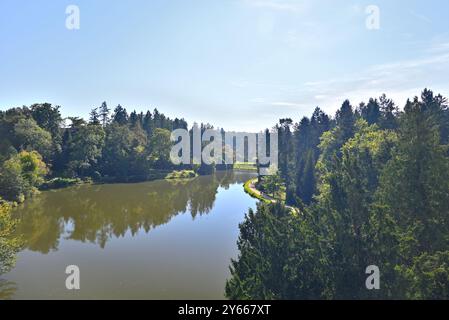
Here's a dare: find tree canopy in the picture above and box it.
[227,89,449,299]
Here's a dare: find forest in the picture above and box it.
[226,88,449,299]
[1,88,449,299]
[0,102,220,279]
[0,102,195,202]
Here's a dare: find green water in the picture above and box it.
[1,171,257,300]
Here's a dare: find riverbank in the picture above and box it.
[7,169,236,206]
[244,178,300,214]
[165,170,198,180]
[243,178,273,204]
[40,169,200,191]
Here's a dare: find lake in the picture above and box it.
[0,171,257,300]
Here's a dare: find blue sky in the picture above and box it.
[1,0,449,131]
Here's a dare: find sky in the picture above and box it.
[1,0,449,131]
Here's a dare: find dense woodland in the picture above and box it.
[226,89,449,299]
[0,103,187,276]
[0,102,220,276]
[2,88,449,299]
[0,102,193,203]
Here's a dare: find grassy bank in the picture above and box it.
[40,177,85,190]
[39,169,199,192]
[234,162,258,172]
[243,178,271,204]
[165,170,198,180]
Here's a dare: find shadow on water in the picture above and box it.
[11,171,254,254]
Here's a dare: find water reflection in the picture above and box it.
[12,171,252,253]
[0,279,17,300]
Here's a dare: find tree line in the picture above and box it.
[0,102,194,275]
[0,102,193,202]
[226,89,449,299]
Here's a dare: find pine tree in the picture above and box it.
[143,111,153,136]
[379,94,398,130]
[335,100,355,142]
[112,105,128,125]
[374,96,449,298]
[360,98,381,125]
[129,110,139,128]
[298,150,316,204]
[89,108,100,125]
[99,102,110,127]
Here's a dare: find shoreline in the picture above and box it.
[243,178,300,214]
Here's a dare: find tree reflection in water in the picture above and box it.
[12,171,253,253]
[0,279,17,300]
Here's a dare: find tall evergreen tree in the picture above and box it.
[360,98,381,125]
[89,108,101,125]
[99,102,110,127]
[143,111,153,137]
[129,110,139,128]
[112,105,128,125]
[378,94,398,130]
[374,96,449,298]
[335,100,355,142]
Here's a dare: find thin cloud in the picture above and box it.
[304,50,449,111]
[243,40,449,118]
[271,101,304,107]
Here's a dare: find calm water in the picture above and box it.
[0,171,257,300]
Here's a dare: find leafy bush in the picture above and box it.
[0,200,22,275]
[165,170,197,180]
[0,151,48,202]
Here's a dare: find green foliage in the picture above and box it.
[226,202,327,299]
[359,98,381,125]
[0,151,48,202]
[14,118,53,160]
[259,166,283,198]
[41,177,82,190]
[226,203,295,299]
[18,150,49,188]
[372,96,449,298]
[0,201,22,275]
[99,102,110,127]
[290,108,331,205]
[1,102,188,186]
[243,179,271,204]
[297,150,315,204]
[66,124,105,177]
[165,170,197,180]
[313,121,397,299]
[233,162,258,172]
[101,123,148,179]
[0,156,25,203]
[399,251,449,299]
[230,89,449,300]
[149,128,173,169]
[2,91,448,299]
[30,103,62,140]
[112,104,128,125]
